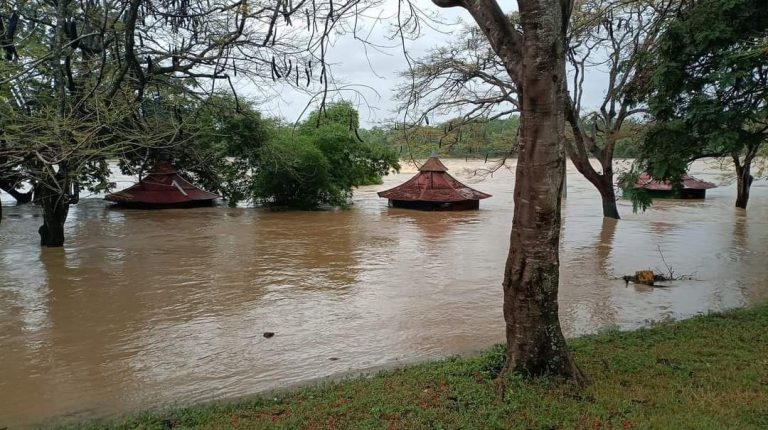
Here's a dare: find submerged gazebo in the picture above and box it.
[626,172,717,199]
[105,161,220,208]
[377,154,491,210]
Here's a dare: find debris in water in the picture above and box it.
[635,270,655,285]
[621,270,681,288]
[263,332,275,338]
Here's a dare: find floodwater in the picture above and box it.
[0,159,766,427]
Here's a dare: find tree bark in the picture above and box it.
[501,0,583,382]
[593,168,620,219]
[433,0,583,383]
[568,157,621,219]
[35,184,69,247]
[734,163,751,209]
[599,183,620,219]
[563,96,621,220]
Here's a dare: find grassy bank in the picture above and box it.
[72,305,767,429]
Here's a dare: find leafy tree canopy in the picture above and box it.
[251,102,400,209]
[630,0,768,209]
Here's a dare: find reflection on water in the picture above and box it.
[1,160,766,427]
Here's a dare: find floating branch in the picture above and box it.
[620,270,694,287]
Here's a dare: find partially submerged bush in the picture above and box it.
[251,102,399,209]
[252,137,340,209]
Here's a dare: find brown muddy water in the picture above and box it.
[0,159,766,427]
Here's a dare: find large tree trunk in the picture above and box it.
[433,0,583,382]
[501,1,583,381]
[35,184,70,247]
[734,162,751,209]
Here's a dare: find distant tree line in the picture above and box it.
[359,116,521,159]
[359,115,647,160]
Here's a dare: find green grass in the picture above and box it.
[64,305,768,429]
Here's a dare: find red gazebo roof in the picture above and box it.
[377,155,491,202]
[105,161,219,206]
[418,156,449,172]
[632,172,716,191]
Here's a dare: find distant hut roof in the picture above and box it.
[105,161,219,207]
[377,155,491,203]
[632,172,717,191]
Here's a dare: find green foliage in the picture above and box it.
[300,101,361,132]
[113,93,271,206]
[0,0,266,202]
[366,117,520,159]
[182,95,272,205]
[114,100,397,210]
[613,137,641,158]
[250,102,399,209]
[641,121,699,178]
[617,171,653,213]
[252,136,337,209]
[631,0,768,209]
[1,0,357,239]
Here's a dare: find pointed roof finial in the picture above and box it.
[419,152,449,172]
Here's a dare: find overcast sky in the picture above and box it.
[251,1,608,128]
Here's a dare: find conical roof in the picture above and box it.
[378,155,491,203]
[632,172,717,191]
[418,155,449,172]
[105,161,220,206]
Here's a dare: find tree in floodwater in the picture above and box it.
[113,91,273,207]
[0,0,373,244]
[563,0,686,219]
[430,0,585,383]
[630,0,768,210]
[252,102,399,208]
[401,0,686,219]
